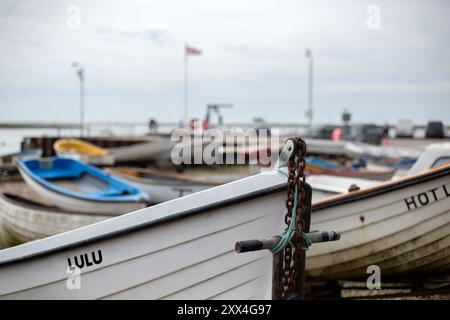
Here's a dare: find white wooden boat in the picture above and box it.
[108,138,205,164]
[53,139,114,166]
[0,171,292,299]
[306,163,450,281]
[303,138,422,159]
[0,193,110,247]
[109,140,175,163]
[54,137,192,165]
[17,157,149,215]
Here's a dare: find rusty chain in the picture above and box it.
[281,137,307,299]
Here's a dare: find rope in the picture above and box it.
[271,170,311,254]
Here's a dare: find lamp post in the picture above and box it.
[71,62,85,136]
[305,49,313,128]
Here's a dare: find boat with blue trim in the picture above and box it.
[16,157,149,215]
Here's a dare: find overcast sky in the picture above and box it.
[0,0,449,125]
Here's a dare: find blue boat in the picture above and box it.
[17,157,149,215]
[307,156,343,170]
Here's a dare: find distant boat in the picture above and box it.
[54,139,108,157]
[0,148,43,182]
[16,157,149,214]
[108,166,251,204]
[109,143,449,205]
[0,148,42,166]
[108,138,206,164]
[53,139,114,166]
[0,193,110,247]
[308,142,450,199]
[304,138,422,159]
[108,140,176,164]
[54,137,204,165]
[306,156,394,180]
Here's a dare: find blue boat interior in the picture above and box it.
[306,156,343,170]
[18,157,148,202]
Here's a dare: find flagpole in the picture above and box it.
[184,44,188,125]
[305,49,314,128]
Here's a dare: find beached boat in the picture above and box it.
[111,143,449,205]
[0,169,300,299]
[108,166,252,204]
[0,148,42,166]
[54,137,189,165]
[54,139,114,166]
[403,143,450,176]
[307,142,450,200]
[306,162,450,281]
[108,140,175,164]
[54,139,108,158]
[16,157,149,215]
[0,193,110,247]
[306,156,394,180]
[303,138,422,159]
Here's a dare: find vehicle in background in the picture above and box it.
[348,124,385,145]
[308,124,384,145]
[425,121,445,139]
[396,119,414,138]
[310,125,338,139]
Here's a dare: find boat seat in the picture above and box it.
[37,169,81,180]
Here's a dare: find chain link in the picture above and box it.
[281,137,307,299]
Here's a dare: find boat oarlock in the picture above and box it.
[236,137,341,300]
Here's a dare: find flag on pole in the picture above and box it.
[305,48,312,58]
[185,44,202,56]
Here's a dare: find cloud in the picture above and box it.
[0,0,449,124]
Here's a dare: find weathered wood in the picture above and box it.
[295,181,312,299]
[272,250,284,300]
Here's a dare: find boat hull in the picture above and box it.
[109,141,175,163]
[307,167,450,281]
[0,172,289,299]
[0,194,109,247]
